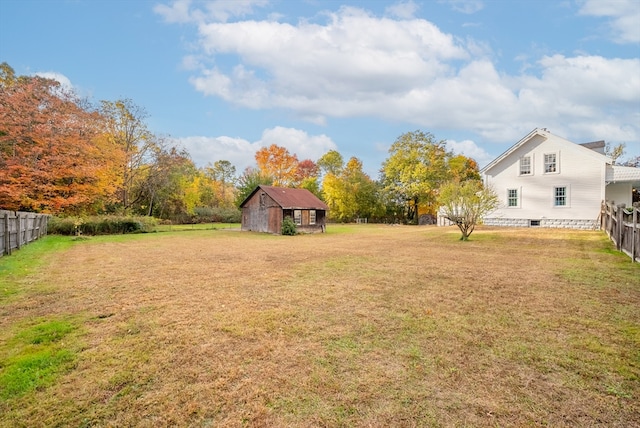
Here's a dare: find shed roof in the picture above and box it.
[240,185,329,210]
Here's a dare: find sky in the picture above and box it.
[1,0,639,177]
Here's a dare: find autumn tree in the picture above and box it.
[438,180,499,241]
[0,63,121,214]
[99,99,157,212]
[380,131,452,223]
[203,160,237,208]
[255,144,299,187]
[295,159,320,195]
[322,156,382,222]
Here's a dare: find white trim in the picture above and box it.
[553,185,570,208]
[507,187,520,208]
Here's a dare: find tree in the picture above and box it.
[99,99,156,212]
[438,180,499,241]
[605,142,625,165]
[204,160,237,208]
[295,159,320,195]
[0,63,121,214]
[317,150,344,176]
[235,167,273,206]
[255,144,299,187]
[381,130,452,223]
[322,156,382,222]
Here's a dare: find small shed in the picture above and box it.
[239,185,329,234]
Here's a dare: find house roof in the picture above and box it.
[240,185,330,210]
[606,165,640,184]
[481,128,611,174]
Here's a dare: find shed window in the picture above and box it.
[293,210,302,225]
[544,153,557,173]
[309,210,316,225]
[519,156,531,175]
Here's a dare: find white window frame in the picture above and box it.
[507,188,519,208]
[309,210,316,225]
[544,153,558,174]
[553,185,569,207]
[519,156,532,176]
[293,209,302,225]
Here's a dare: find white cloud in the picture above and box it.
[385,1,420,19]
[578,0,640,44]
[154,0,269,24]
[173,127,337,171]
[158,3,640,150]
[440,0,484,14]
[446,139,493,168]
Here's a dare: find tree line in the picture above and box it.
[1,62,490,231]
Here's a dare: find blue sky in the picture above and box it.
[1,0,639,176]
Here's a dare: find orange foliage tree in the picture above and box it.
[0,63,121,214]
[255,144,299,187]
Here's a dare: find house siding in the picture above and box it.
[483,132,606,228]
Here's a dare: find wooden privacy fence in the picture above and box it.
[0,210,50,257]
[600,202,639,263]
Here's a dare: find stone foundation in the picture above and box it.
[482,218,598,230]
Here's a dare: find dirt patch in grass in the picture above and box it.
[1,226,639,427]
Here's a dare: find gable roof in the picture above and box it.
[240,185,329,210]
[481,128,611,174]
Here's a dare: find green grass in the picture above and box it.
[0,236,76,304]
[1,318,79,400]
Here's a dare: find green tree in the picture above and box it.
[381,130,452,223]
[235,167,273,206]
[317,150,344,176]
[437,180,499,241]
[322,157,382,222]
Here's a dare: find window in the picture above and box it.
[309,210,316,225]
[530,220,541,227]
[519,156,531,175]
[293,209,302,225]
[507,189,519,207]
[554,186,567,206]
[544,153,557,173]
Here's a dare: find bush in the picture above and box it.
[281,216,297,236]
[49,215,158,236]
[191,206,242,224]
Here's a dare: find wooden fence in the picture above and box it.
[0,210,50,257]
[600,202,639,263]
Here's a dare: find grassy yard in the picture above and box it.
[1,225,638,427]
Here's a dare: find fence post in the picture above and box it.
[633,208,638,263]
[4,212,10,256]
[616,204,625,250]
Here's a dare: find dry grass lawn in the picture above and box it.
[1,225,639,427]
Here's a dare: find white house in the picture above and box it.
[480,128,640,229]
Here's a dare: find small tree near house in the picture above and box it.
[438,180,499,241]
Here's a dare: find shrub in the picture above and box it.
[281,216,297,236]
[192,206,241,224]
[49,215,158,236]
